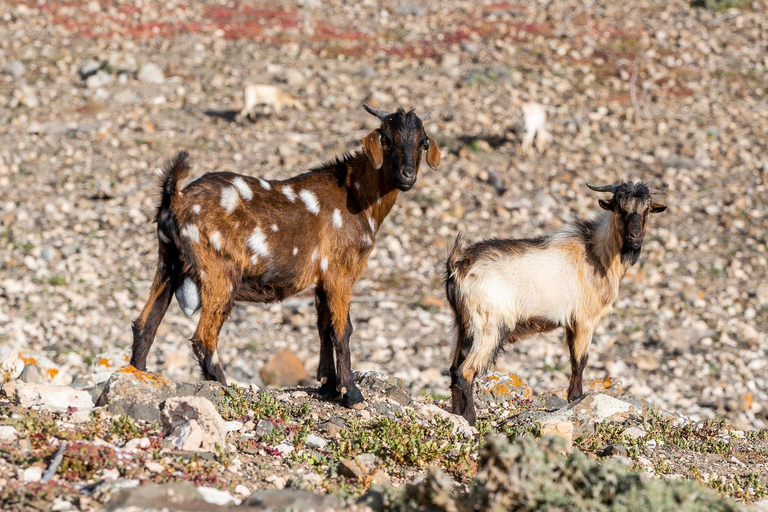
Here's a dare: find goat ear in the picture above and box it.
[426,137,441,170]
[598,199,615,211]
[650,202,667,213]
[362,131,384,170]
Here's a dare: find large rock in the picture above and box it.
[475,372,533,405]
[0,343,25,380]
[95,366,177,422]
[161,396,228,452]
[13,381,94,413]
[243,489,344,511]
[533,393,639,437]
[260,350,307,388]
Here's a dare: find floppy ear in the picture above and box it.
[362,131,383,170]
[650,202,667,213]
[598,199,615,211]
[426,136,441,170]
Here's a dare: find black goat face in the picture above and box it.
[588,181,667,265]
[362,105,441,191]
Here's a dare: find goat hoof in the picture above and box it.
[317,381,341,400]
[341,387,366,409]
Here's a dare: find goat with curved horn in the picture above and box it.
[586,183,619,193]
[362,103,390,121]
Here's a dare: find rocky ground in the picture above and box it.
[0,0,767,509]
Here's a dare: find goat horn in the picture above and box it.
[651,183,669,194]
[418,111,432,121]
[586,183,619,193]
[362,103,390,121]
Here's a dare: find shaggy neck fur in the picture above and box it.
[345,152,400,232]
[587,213,635,277]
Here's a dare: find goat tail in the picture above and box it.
[157,151,191,212]
[155,151,191,253]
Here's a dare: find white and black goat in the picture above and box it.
[445,182,667,424]
[130,104,441,409]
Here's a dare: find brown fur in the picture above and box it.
[445,181,666,424]
[131,107,441,408]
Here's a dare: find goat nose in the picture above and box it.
[402,166,415,179]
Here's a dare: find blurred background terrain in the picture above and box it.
[1,0,767,432]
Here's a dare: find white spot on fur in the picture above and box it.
[258,178,271,190]
[233,176,253,201]
[191,204,201,215]
[247,226,269,264]
[362,234,372,246]
[282,185,297,202]
[299,189,320,215]
[176,278,200,316]
[368,216,377,232]
[311,248,319,261]
[292,247,298,256]
[158,229,170,244]
[271,224,279,232]
[181,224,200,243]
[320,258,328,272]
[221,186,239,213]
[354,182,361,190]
[209,231,222,251]
[332,209,343,228]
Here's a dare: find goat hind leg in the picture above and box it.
[314,288,339,399]
[192,303,231,386]
[130,268,176,371]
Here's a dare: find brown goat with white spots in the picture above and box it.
[130,104,441,409]
[445,182,667,424]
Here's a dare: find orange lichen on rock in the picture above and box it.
[116,365,172,386]
[45,368,59,379]
[19,353,37,365]
[98,358,112,368]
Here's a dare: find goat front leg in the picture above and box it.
[318,281,365,409]
[130,263,177,371]
[565,322,595,401]
[314,287,339,399]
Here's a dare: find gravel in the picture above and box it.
[0,0,766,434]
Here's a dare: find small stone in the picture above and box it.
[234,484,250,496]
[197,487,238,506]
[264,474,286,489]
[14,382,94,413]
[137,63,165,84]
[100,468,120,481]
[0,425,18,442]
[339,453,378,481]
[540,420,574,450]
[621,426,647,440]
[12,84,39,108]
[225,420,244,433]
[305,434,326,449]
[124,437,150,452]
[2,60,24,80]
[22,466,43,483]
[145,461,164,473]
[600,444,629,457]
[255,419,275,437]
[86,71,113,89]
[78,59,101,79]
[260,350,308,387]
[19,363,45,383]
[274,442,294,456]
[161,396,229,452]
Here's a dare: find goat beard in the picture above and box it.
[620,244,642,266]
